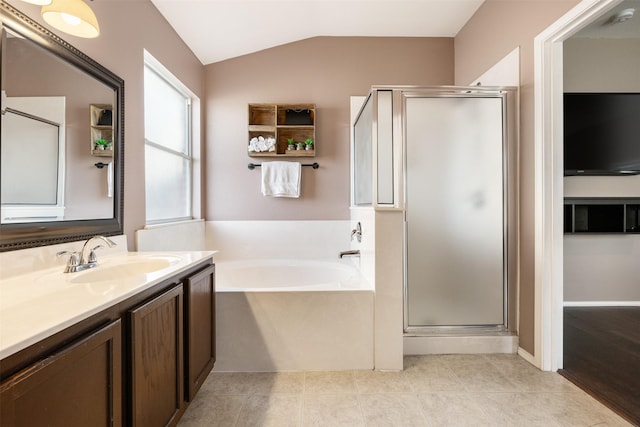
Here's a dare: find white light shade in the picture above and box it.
[19,0,53,5]
[41,0,100,38]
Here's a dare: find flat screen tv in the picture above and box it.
[564,92,640,175]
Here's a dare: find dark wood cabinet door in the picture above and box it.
[184,264,216,401]
[130,285,183,427]
[0,320,122,427]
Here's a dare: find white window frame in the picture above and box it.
[143,50,201,225]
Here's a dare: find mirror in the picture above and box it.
[0,2,124,251]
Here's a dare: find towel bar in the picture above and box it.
[248,162,319,170]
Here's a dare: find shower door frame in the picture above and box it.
[398,87,519,335]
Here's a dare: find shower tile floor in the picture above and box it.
[177,354,631,426]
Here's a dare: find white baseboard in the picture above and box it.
[404,335,518,355]
[517,347,537,367]
[563,301,640,307]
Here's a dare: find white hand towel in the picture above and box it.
[261,161,301,198]
[107,162,113,198]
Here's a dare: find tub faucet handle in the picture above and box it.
[351,222,362,243]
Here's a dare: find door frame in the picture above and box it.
[533,0,623,371]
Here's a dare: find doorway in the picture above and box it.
[534,0,628,371]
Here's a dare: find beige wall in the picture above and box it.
[564,38,640,93]
[454,0,580,355]
[5,0,205,250]
[204,36,454,220]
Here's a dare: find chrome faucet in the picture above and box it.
[57,235,116,273]
[339,250,360,259]
[80,235,116,264]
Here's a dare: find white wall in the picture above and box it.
[563,37,640,303]
[135,220,205,251]
[468,47,520,87]
[205,220,351,260]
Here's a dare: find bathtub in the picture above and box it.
[214,259,374,371]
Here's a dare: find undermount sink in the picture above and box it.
[69,256,181,284]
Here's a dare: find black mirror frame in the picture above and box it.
[0,2,124,251]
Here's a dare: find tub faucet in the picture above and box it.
[339,250,360,259]
[57,235,116,273]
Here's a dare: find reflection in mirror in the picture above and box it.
[2,26,114,222]
[2,96,65,221]
[0,2,124,251]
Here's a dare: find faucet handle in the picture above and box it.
[56,250,80,267]
[88,245,104,263]
[101,237,117,247]
[350,221,362,243]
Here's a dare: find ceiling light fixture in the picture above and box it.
[610,8,635,24]
[41,0,100,38]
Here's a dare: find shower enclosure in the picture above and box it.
[353,86,518,334]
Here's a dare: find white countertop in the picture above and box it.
[0,251,216,360]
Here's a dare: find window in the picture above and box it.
[143,52,200,224]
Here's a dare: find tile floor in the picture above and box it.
[178,354,631,427]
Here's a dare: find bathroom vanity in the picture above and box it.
[0,252,216,427]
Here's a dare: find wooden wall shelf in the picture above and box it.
[90,103,113,157]
[248,103,316,157]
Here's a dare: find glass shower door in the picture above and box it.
[405,95,505,328]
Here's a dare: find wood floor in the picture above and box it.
[560,307,640,426]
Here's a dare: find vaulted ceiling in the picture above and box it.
[149,0,485,65]
[149,0,639,65]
